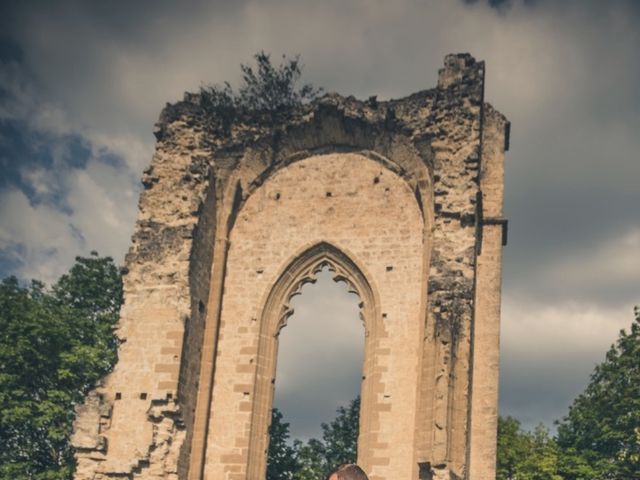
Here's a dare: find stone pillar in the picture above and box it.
[467,105,509,480]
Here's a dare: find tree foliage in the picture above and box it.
[318,396,360,473]
[0,254,122,480]
[497,416,532,480]
[267,409,300,480]
[497,417,563,480]
[235,52,320,115]
[556,307,640,479]
[496,307,640,480]
[267,397,359,480]
[200,51,321,132]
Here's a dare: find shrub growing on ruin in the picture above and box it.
[200,51,322,133]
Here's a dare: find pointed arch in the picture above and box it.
[246,241,382,479]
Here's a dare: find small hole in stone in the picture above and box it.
[271,378,276,384]
[382,313,388,319]
[275,192,281,200]
[140,393,147,400]
[386,266,393,271]
[115,392,122,400]
[167,393,173,400]
[326,191,332,197]
[373,176,380,184]
[198,300,205,314]
[243,392,250,397]
[256,269,264,274]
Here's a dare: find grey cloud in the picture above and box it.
[0,157,138,282]
[503,186,640,306]
[0,0,639,434]
[499,299,635,430]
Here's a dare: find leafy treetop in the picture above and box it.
[267,397,359,480]
[556,307,640,479]
[0,253,122,480]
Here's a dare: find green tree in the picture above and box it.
[320,397,360,472]
[517,425,562,480]
[267,408,299,480]
[497,416,531,480]
[200,51,321,132]
[236,51,320,117]
[265,397,360,480]
[0,253,122,480]
[556,307,640,479]
[293,438,325,480]
[293,397,360,480]
[497,417,562,480]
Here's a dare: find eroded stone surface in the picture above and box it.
[72,53,509,480]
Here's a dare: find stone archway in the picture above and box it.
[202,152,427,480]
[247,241,379,479]
[71,54,510,480]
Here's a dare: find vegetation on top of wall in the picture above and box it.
[199,51,322,134]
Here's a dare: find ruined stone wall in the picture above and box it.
[72,54,509,480]
[72,101,217,480]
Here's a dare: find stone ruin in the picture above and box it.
[71,53,510,480]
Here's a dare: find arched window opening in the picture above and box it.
[266,265,364,478]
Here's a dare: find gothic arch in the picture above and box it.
[220,145,434,251]
[216,103,436,240]
[201,150,428,480]
[247,241,382,478]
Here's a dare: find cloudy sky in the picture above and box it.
[1,0,638,441]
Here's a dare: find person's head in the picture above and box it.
[325,463,369,480]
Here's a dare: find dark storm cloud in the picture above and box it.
[0,121,92,197]
[0,0,638,435]
[0,0,252,144]
[504,185,640,306]
[0,37,23,63]
[499,300,634,430]
[499,348,598,429]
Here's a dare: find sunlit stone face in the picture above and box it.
[204,153,426,480]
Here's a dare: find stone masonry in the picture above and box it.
[71,53,510,480]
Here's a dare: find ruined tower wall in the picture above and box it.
[72,114,216,479]
[72,54,509,480]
